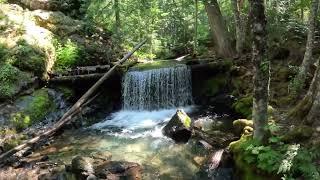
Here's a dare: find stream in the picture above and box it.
[31,64,234,179]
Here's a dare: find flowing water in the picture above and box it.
[122,64,193,110]
[38,64,232,179]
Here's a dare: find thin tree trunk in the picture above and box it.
[292,0,319,94]
[250,0,269,141]
[0,40,147,162]
[204,0,234,57]
[231,0,245,54]
[114,0,121,39]
[193,0,198,56]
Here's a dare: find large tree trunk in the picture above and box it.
[292,0,319,94]
[250,0,269,141]
[231,0,246,54]
[204,0,234,57]
[289,59,320,125]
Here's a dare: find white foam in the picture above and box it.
[91,106,195,138]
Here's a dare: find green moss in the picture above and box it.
[282,125,313,143]
[233,96,253,119]
[11,39,46,77]
[233,119,254,135]
[132,60,180,71]
[177,110,191,128]
[202,75,227,97]
[10,89,56,131]
[0,63,32,100]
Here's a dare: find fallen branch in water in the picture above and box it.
[0,39,147,163]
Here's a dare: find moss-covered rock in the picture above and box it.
[162,109,192,143]
[0,63,33,100]
[233,119,254,136]
[11,39,46,77]
[0,128,26,152]
[132,60,180,71]
[282,125,313,143]
[10,88,56,131]
[232,96,253,119]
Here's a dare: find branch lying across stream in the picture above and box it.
[0,39,147,163]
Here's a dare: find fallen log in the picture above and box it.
[50,73,105,82]
[0,39,147,163]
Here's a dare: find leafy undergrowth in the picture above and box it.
[230,125,320,180]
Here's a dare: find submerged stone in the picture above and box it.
[95,161,142,180]
[162,109,192,143]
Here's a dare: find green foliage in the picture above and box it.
[54,39,82,70]
[232,96,253,119]
[82,0,209,58]
[0,63,21,99]
[230,132,320,180]
[0,43,9,62]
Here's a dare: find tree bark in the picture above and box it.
[231,0,246,54]
[114,0,121,39]
[204,0,234,57]
[249,0,269,141]
[292,0,319,94]
[289,58,320,125]
[0,40,147,162]
[193,0,199,56]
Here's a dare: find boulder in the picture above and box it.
[162,109,192,143]
[71,156,95,179]
[233,119,253,136]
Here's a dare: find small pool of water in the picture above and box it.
[37,106,232,179]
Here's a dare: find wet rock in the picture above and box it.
[162,109,192,143]
[95,161,142,180]
[71,156,95,179]
[193,156,206,166]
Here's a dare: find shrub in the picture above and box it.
[55,39,82,70]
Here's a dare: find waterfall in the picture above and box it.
[122,64,193,110]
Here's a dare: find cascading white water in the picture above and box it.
[92,64,194,133]
[122,64,193,110]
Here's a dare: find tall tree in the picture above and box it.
[292,0,320,94]
[114,0,121,39]
[204,0,234,57]
[289,58,320,125]
[231,0,246,54]
[194,0,199,56]
[250,0,269,141]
